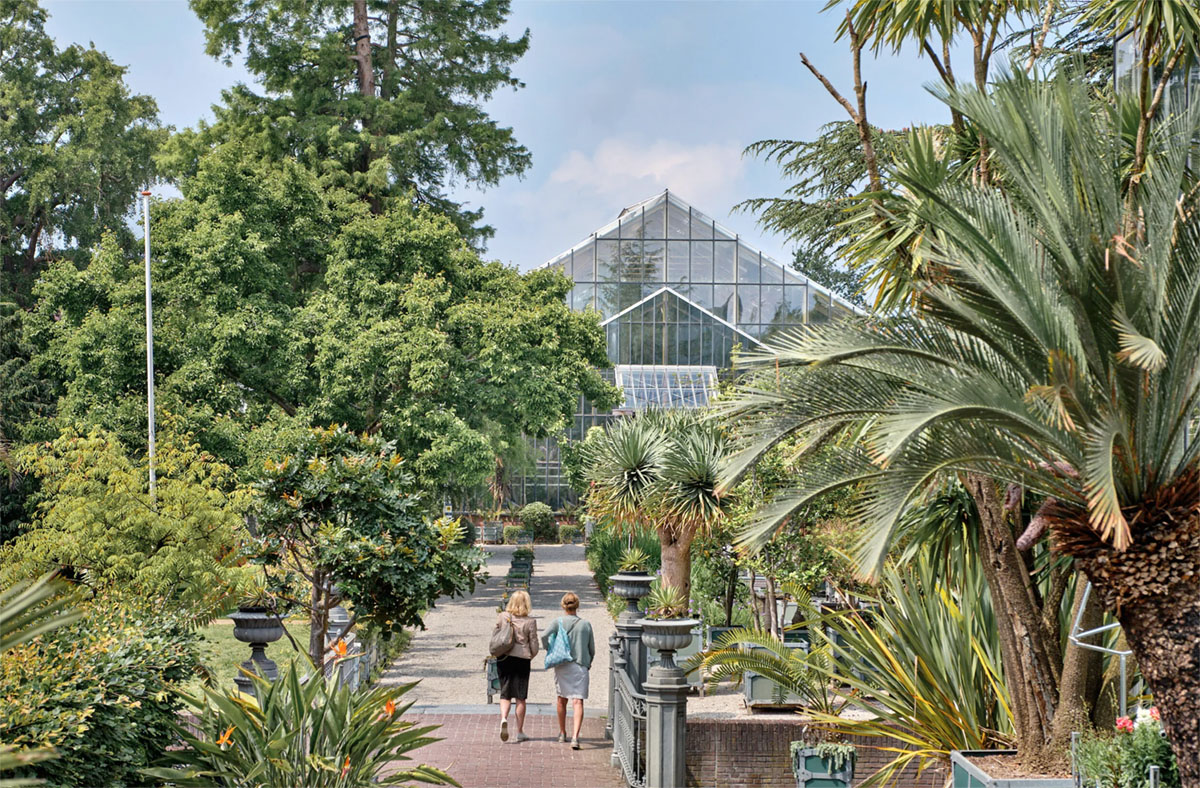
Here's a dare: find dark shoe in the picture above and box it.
[571,738,581,750]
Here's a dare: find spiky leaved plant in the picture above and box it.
[719,71,1200,773]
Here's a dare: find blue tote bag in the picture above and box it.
[544,617,577,668]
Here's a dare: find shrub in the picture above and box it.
[518,502,555,541]
[146,659,454,788]
[502,525,522,545]
[585,524,660,594]
[1076,710,1179,788]
[558,524,581,543]
[0,600,199,787]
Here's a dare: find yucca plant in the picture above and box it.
[720,69,1200,770]
[144,659,456,787]
[584,408,729,598]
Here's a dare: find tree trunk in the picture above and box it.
[351,0,375,98]
[309,568,329,671]
[658,527,695,602]
[765,576,779,638]
[1073,498,1200,785]
[1049,574,1104,744]
[723,565,737,627]
[966,474,1063,766]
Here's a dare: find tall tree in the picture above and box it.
[181,0,531,242]
[0,0,163,305]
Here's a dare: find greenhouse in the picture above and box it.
[516,190,858,506]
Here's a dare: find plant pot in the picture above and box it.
[705,624,739,649]
[638,617,698,669]
[792,745,855,788]
[609,572,654,614]
[950,751,1074,788]
[229,607,284,693]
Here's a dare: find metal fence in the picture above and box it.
[612,666,648,788]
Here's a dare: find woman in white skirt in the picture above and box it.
[541,591,595,749]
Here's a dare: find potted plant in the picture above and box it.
[950,751,1074,788]
[230,587,285,693]
[1072,709,1179,788]
[608,547,655,615]
[791,740,856,788]
[638,584,697,669]
[617,546,651,574]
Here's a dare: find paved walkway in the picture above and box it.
[381,544,621,787]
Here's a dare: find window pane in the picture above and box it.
[618,240,643,280]
[667,200,690,239]
[596,284,621,317]
[784,284,807,321]
[570,282,595,311]
[737,244,760,283]
[618,282,643,311]
[642,200,666,238]
[597,240,619,282]
[714,241,736,281]
[760,284,783,324]
[713,284,735,321]
[642,240,665,281]
[572,241,595,282]
[667,241,689,283]
[760,256,784,284]
[783,268,809,286]
[620,208,643,239]
[687,284,714,311]
[691,241,714,281]
[738,285,761,323]
[690,208,714,240]
[808,288,832,324]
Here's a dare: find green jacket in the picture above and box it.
[541,614,595,670]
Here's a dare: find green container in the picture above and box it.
[791,746,855,788]
[950,751,1074,788]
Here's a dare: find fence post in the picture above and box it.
[606,631,619,740]
[642,626,692,788]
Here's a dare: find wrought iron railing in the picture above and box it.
[612,666,648,788]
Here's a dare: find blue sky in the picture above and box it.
[44,0,952,271]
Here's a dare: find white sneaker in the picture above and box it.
[516,732,529,742]
[500,719,509,742]
[571,738,581,750]
[557,732,566,743]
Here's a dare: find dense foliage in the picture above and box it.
[0,602,199,788]
[519,502,556,541]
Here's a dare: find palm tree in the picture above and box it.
[719,72,1200,774]
[584,408,727,598]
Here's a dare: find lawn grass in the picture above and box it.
[184,617,313,696]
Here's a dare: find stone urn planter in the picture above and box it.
[230,606,285,694]
[791,743,856,788]
[638,617,698,669]
[609,572,654,615]
[950,751,1073,788]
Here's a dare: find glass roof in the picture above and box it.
[541,190,859,362]
[614,365,718,410]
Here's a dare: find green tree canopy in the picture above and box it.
[174,0,531,242]
[0,0,164,305]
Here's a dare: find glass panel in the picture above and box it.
[572,241,595,282]
[620,208,644,239]
[760,284,783,324]
[667,241,689,283]
[545,250,569,276]
[642,240,665,281]
[618,282,643,311]
[596,283,621,317]
[713,222,735,241]
[760,256,784,284]
[738,285,761,323]
[691,241,713,281]
[714,241,736,281]
[596,240,619,282]
[737,244,760,283]
[713,284,735,321]
[598,220,619,240]
[783,268,809,286]
[687,284,714,311]
[570,282,595,311]
[832,301,855,321]
[808,288,832,324]
[642,199,666,239]
[667,200,690,239]
[784,284,807,321]
[690,208,714,240]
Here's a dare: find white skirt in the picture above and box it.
[553,661,589,700]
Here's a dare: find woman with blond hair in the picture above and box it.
[493,589,538,742]
[541,591,594,749]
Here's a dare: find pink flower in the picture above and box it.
[1150,707,1160,721]
[1116,716,1134,733]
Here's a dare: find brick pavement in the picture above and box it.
[392,713,624,788]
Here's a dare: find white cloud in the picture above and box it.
[548,137,746,210]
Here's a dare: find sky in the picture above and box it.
[43,0,952,271]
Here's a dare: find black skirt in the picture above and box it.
[496,655,531,700]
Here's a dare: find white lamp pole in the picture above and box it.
[141,189,157,500]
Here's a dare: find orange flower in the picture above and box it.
[384,699,396,717]
[341,756,351,778]
[216,725,235,747]
[330,638,348,658]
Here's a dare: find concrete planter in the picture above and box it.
[609,572,654,614]
[743,640,809,708]
[230,607,284,693]
[792,745,856,788]
[639,617,698,669]
[951,751,1074,788]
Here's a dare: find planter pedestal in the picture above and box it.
[230,608,284,695]
[639,618,696,788]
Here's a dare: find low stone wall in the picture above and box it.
[685,716,946,788]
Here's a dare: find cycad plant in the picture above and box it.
[145,659,454,787]
[584,408,728,598]
[719,71,1200,772]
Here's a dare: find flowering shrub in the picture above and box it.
[1075,708,1179,788]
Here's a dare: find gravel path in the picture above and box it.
[380,544,613,713]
